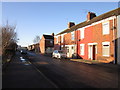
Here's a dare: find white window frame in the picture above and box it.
[56,36,58,43]
[80,28,84,39]
[102,21,110,35]
[71,32,75,40]
[61,34,64,43]
[95,45,97,54]
[80,44,85,55]
[71,31,74,40]
[102,42,110,57]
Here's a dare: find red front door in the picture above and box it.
[93,45,96,60]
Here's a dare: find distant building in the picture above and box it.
[28,43,40,53]
[28,44,35,51]
[34,43,40,53]
[39,34,54,54]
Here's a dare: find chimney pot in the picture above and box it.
[52,33,54,36]
[87,12,96,21]
[68,22,75,28]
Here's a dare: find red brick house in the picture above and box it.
[39,34,54,54]
[54,8,120,64]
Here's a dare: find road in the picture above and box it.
[2,51,120,88]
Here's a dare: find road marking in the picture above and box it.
[28,60,59,88]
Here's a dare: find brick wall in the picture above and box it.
[39,36,45,54]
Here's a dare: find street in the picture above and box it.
[2,51,119,88]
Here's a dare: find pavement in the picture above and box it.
[41,53,119,70]
[70,59,101,64]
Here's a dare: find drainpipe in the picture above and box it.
[117,15,120,64]
[76,30,78,58]
[113,16,117,64]
[75,29,78,59]
[75,30,77,58]
[60,34,61,50]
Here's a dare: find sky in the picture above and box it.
[2,2,119,47]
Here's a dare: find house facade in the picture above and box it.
[39,34,54,54]
[54,22,77,58]
[54,8,120,64]
[28,43,40,53]
[77,15,117,63]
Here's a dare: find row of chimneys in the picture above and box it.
[68,12,96,28]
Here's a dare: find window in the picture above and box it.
[56,36,58,43]
[71,46,74,49]
[58,51,64,53]
[66,47,69,53]
[80,44,85,55]
[61,34,64,43]
[102,42,110,57]
[71,32,74,40]
[54,50,58,53]
[80,28,84,39]
[102,21,110,35]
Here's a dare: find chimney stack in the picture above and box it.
[52,33,54,36]
[68,22,75,28]
[87,12,96,22]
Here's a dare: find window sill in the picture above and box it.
[103,55,110,57]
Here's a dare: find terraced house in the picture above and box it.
[54,8,120,64]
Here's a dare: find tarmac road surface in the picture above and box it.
[2,51,120,88]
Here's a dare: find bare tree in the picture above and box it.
[1,21,18,54]
[33,35,40,44]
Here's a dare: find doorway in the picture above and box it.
[88,44,97,60]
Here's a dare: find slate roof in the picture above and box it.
[43,34,54,39]
[57,8,120,35]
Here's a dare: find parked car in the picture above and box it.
[52,50,67,59]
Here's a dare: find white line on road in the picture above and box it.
[28,60,59,88]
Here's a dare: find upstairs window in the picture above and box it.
[80,28,84,39]
[61,34,64,43]
[80,44,85,55]
[102,21,110,35]
[71,32,74,40]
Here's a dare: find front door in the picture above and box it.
[92,45,96,60]
[88,45,93,60]
[65,47,69,57]
[71,46,75,58]
[88,45,96,60]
